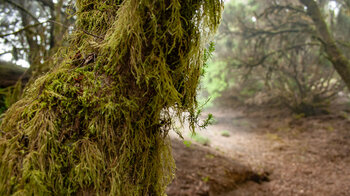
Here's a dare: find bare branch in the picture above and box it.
[4,0,39,23]
[238,42,321,68]
[0,22,45,38]
[36,0,54,9]
[0,51,12,56]
[0,20,103,40]
[259,5,307,18]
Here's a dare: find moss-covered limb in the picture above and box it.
[0,0,223,195]
[0,61,29,88]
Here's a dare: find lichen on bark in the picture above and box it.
[0,0,223,195]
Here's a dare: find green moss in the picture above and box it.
[0,0,223,195]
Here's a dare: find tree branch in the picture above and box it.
[239,42,321,68]
[299,0,350,90]
[4,0,39,23]
[259,4,307,18]
[0,20,103,40]
[0,22,45,38]
[36,0,54,9]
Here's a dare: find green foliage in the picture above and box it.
[202,176,210,182]
[293,113,306,120]
[200,60,229,107]
[183,140,192,148]
[0,0,223,195]
[202,42,216,77]
[220,130,230,137]
[197,112,215,129]
[190,133,210,146]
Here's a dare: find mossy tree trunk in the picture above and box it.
[0,0,222,195]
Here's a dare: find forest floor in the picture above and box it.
[166,101,350,196]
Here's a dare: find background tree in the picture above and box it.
[0,0,223,195]
[0,0,74,79]
[0,0,75,113]
[299,0,350,89]
[205,0,350,115]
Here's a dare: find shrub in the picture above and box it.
[190,133,210,146]
[221,130,230,137]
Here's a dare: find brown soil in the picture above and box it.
[167,139,267,196]
[167,102,350,196]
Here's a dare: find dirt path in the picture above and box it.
[171,106,350,196]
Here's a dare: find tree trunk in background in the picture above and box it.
[300,0,350,90]
[19,0,44,78]
[3,0,72,81]
[0,0,222,195]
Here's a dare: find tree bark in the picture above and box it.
[300,0,350,90]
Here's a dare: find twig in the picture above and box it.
[0,20,104,40]
[0,22,46,38]
[4,0,39,23]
